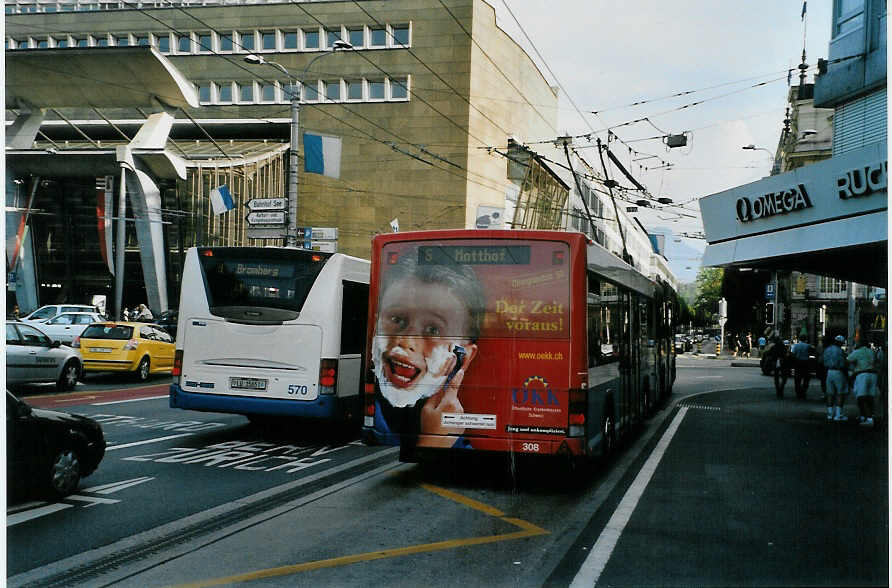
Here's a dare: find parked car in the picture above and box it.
[37,311,105,345]
[6,322,82,391]
[153,309,179,340]
[7,390,106,498]
[75,322,175,381]
[20,304,101,324]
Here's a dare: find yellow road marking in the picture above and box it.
[172,483,549,588]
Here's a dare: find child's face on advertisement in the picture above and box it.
[373,276,476,408]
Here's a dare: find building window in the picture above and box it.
[325,28,342,48]
[198,33,212,52]
[302,81,319,101]
[18,39,29,48]
[390,77,409,99]
[198,83,211,103]
[369,26,386,47]
[75,36,89,47]
[239,82,254,102]
[260,30,276,51]
[156,34,170,52]
[260,83,276,102]
[325,80,341,101]
[368,80,385,100]
[220,33,233,51]
[835,0,865,35]
[135,35,149,47]
[283,82,299,101]
[115,35,129,47]
[96,37,109,47]
[217,82,233,102]
[348,27,364,48]
[392,24,410,46]
[37,39,49,48]
[303,28,319,49]
[56,38,69,48]
[239,31,255,51]
[346,80,363,100]
[177,33,191,53]
[819,276,847,294]
[283,31,297,49]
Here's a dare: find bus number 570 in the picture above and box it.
[288,384,309,396]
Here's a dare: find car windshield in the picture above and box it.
[26,307,56,320]
[81,324,134,340]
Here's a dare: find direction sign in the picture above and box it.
[246,227,287,240]
[295,227,338,240]
[246,211,286,225]
[246,198,287,211]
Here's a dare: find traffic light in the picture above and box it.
[765,303,774,324]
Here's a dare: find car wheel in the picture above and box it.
[57,360,80,392]
[136,357,150,382]
[49,447,81,497]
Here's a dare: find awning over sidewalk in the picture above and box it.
[699,142,887,286]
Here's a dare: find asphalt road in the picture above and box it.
[8,358,888,587]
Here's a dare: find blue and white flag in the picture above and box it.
[801,1,807,20]
[210,184,235,215]
[303,132,342,179]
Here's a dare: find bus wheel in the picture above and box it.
[600,414,616,460]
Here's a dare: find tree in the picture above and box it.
[692,267,724,324]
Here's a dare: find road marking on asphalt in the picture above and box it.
[92,394,169,405]
[570,406,688,588]
[106,433,194,451]
[54,395,97,402]
[7,503,73,526]
[172,482,549,587]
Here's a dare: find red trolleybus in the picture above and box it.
[362,229,676,463]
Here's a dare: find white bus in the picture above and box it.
[169,246,370,424]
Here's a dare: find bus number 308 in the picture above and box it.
[521,443,540,452]
[288,384,309,396]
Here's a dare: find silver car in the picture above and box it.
[19,304,100,324]
[37,312,104,345]
[6,322,82,391]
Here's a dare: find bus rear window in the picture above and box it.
[377,240,570,340]
[81,325,134,340]
[198,248,331,313]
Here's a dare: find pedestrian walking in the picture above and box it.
[774,339,792,398]
[824,335,849,421]
[815,336,828,399]
[136,303,153,321]
[122,307,130,321]
[745,332,753,358]
[791,335,812,399]
[848,338,878,427]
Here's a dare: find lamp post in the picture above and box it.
[245,39,352,247]
[741,144,778,176]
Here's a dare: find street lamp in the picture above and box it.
[741,144,778,175]
[245,39,352,247]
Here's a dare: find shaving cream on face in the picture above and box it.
[372,336,449,408]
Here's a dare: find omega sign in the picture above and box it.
[736,184,813,223]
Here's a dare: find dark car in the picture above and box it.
[6,391,106,498]
[153,309,178,340]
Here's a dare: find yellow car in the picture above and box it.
[75,322,175,381]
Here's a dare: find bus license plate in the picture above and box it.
[230,377,268,391]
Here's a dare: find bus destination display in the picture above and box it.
[418,245,530,265]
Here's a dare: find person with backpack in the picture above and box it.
[848,336,878,427]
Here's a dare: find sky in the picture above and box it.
[489,0,833,283]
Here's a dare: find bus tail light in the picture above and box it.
[172,349,183,377]
[319,359,337,394]
[568,389,586,437]
[364,382,376,427]
[123,339,139,350]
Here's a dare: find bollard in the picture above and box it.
[716,343,721,355]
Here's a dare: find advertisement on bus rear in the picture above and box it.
[368,239,573,450]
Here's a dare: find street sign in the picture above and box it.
[295,227,338,240]
[246,211,286,225]
[246,198,287,211]
[246,227,286,240]
[300,240,337,253]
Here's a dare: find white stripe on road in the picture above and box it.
[92,394,168,406]
[570,406,688,588]
[106,433,193,451]
[7,503,73,527]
